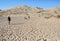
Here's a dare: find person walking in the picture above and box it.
[8,16,11,25]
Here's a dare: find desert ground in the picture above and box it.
[0,6,60,41]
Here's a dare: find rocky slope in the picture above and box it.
[0,6,60,41]
[0,6,60,18]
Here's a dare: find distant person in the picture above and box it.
[8,16,11,25]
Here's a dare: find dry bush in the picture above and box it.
[56,15,60,18]
[0,11,6,14]
[24,17,27,19]
[54,11,58,14]
[28,16,30,19]
[44,15,53,19]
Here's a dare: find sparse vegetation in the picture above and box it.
[0,6,60,41]
[28,16,30,19]
[44,39,47,41]
[44,16,50,19]
[0,11,6,14]
[54,11,58,14]
[24,17,27,19]
[56,15,60,18]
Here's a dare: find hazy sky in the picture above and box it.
[0,0,60,10]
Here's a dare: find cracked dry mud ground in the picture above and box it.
[0,15,60,41]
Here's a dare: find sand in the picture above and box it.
[0,13,60,41]
[0,6,60,41]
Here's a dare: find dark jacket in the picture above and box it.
[8,16,11,21]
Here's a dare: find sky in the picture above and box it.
[0,0,60,10]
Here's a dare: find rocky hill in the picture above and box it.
[0,6,60,41]
[0,6,42,15]
[0,6,60,18]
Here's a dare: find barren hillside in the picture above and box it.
[0,6,60,41]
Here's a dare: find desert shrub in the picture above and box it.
[24,17,27,19]
[44,15,53,19]
[54,11,58,14]
[28,16,30,19]
[24,16,30,19]
[37,11,42,13]
[0,11,6,14]
[56,15,60,18]
[44,16,52,19]
[44,39,47,41]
